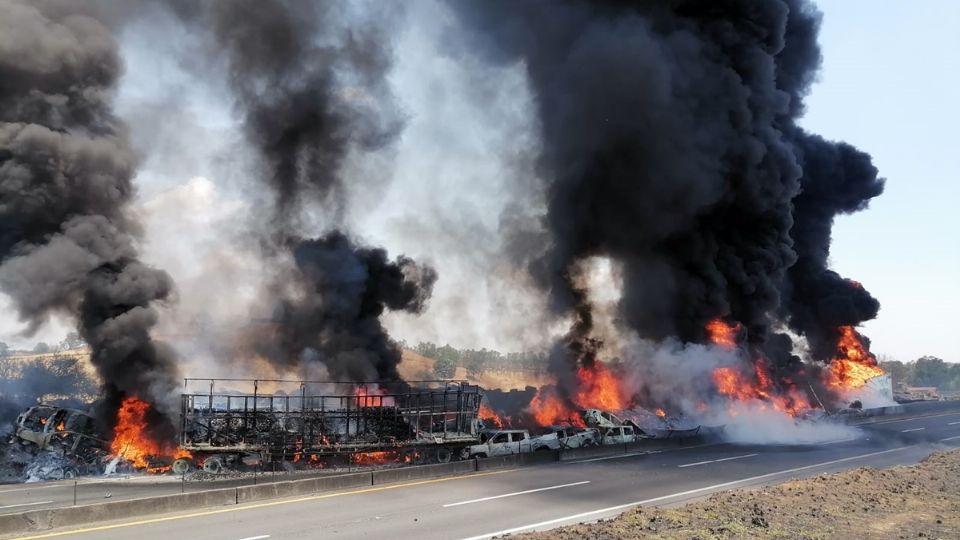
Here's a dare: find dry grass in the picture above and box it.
[521,449,960,540]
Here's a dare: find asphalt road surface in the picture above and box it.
[3,406,960,540]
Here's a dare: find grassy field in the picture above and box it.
[521,449,960,540]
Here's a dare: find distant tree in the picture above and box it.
[436,344,460,364]
[0,342,8,357]
[912,356,949,388]
[415,342,438,359]
[32,342,50,354]
[432,357,456,379]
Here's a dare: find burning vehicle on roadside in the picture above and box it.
[175,378,485,472]
[8,405,109,480]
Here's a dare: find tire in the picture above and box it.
[172,458,193,475]
[474,453,488,459]
[202,456,224,474]
[534,446,550,452]
[436,447,453,464]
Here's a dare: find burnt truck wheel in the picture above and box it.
[172,458,193,475]
[435,447,452,463]
[202,456,224,474]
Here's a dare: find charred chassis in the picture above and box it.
[178,379,483,470]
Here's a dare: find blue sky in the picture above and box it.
[802,1,960,362]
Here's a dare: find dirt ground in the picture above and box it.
[520,449,960,540]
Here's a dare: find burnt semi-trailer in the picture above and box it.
[174,379,485,473]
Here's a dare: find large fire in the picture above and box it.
[479,403,504,428]
[706,319,742,349]
[827,325,884,389]
[707,319,811,416]
[712,361,811,416]
[572,363,629,411]
[529,388,586,427]
[110,397,189,473]
[528,362,628,427]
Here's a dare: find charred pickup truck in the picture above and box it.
[531,425,600,450]
[467,429,534,458]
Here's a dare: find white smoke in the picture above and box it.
[712,404,862,445]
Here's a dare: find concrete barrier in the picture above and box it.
[558,444,624,462]
[236,472,373,504]
[519,449,561,465]
[475,454,520,471]
[0,488,237,536]
[372,460,476,485]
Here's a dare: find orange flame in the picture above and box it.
[827,326,884,389]
[350,451,399,466]
[355,385,396,408]
[528,388,585,427]
[712,360,811,416]
[706,319,742,349]
[111,397,190,473]
[655,408,667,418]
[479,403,504,428]
[572,363,629,411]
[528,362,630,427]
[56,421,65,432]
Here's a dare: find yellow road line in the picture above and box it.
[11,470,514,540]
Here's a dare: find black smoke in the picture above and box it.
[449,0,883,400]
[254,231,436,382]
[0,1,180,435]
[166,1,433,380]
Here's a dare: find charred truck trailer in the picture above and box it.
[174,379,484,473]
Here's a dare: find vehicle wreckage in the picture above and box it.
[5,379,721,480]
[173,378,485,473]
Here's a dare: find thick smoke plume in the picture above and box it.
[449,0,884,405]
[255,231,437,382]
[168,0,433,380]
[0,0,179,434]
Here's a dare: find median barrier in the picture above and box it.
[475,454,520,471]
[519,449,561,465]
[558,444,624,462]
[0,487,237,536]
[372,460,476,485]
[236,471,373,504]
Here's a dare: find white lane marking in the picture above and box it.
[715,453,758,463]
[443,481,590,508]
[236,536,270,540]
[900,428,925,433]
[564,442,722,464]
[870,411,960,425]
[569,451,652,464]
[948,421,960,426]
[940,435,960,442]
[0,501,53,509]
[815,437,858,446]
[0,485,60,494]
[460,446,912,540]
[676,460,713,468]
[678,453,757,468]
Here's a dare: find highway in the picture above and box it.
[2,406,959,540]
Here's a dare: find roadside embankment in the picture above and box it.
[519,448,960,540]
